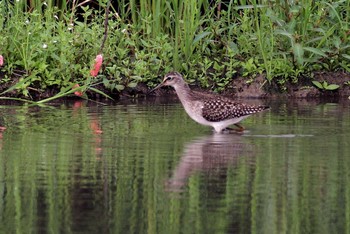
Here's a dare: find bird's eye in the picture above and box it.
[166,76,173,81]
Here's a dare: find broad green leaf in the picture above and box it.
[140,39,150,47]
[228,41,238,52]
[293,43,304,65]
[332,36,342,48]
[290,5,301,13]
[325,84,339,90]
[274,29,293,40]
[193,31,211,45]
[342,54,350,60]
[103,78,110,87]
[115,85,125,91]
[127,82,138,88]
[304,47,327,57]
[312,81,324,89]
[213,61,222,70]
[306,36,324,45]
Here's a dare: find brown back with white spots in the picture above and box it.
[201,96,268,122]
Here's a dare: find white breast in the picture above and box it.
[181,101,213,126]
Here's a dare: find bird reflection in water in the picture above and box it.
[166,133,254,192]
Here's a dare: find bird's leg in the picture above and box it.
[234,123,245,132]
[223,124,245,133]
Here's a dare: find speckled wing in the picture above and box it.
[201,97,268,122]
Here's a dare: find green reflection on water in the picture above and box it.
[0,100,349,234]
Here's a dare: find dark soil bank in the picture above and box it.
[1,71,350,100]
[232,71,350,99]
[148,71,350,100]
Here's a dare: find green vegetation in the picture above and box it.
[312,80,340,91]
[0,0,349,100]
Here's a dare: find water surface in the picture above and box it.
[0,98,349,234]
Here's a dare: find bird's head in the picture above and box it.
[150,72,184,93]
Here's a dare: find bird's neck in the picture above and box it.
[173,83,192,103]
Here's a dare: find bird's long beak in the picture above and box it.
[148,81,165,94]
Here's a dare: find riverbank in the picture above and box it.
[146,71,350,100]
[1,71,349,101]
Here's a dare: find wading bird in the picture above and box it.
[151,72,269,133]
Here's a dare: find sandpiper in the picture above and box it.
[151,72,269,133]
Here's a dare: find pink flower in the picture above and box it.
[0,55,3,66]
[73,84,83,97]
[90,54,103,77]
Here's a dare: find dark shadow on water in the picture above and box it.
[166,133,255,193]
